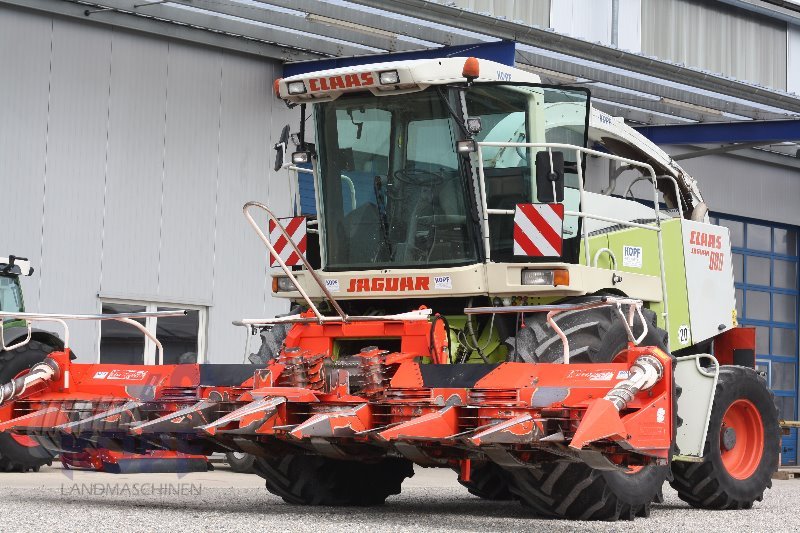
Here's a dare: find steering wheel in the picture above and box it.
[392,167,454,187]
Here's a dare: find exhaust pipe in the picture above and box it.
[570,354,664,450]
[0,358,60,407]
[604,355,664,410]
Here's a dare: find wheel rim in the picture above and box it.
[720,399,764,480]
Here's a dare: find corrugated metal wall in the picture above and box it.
[549,0,641,51]
[789,24,800,94]
[641,0,787,90]
[0,6,296,362]
[451,0,549,26]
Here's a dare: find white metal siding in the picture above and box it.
[451,0,549,27]
[789,24,800,94]
[101,31,168,299]
[641,0,788,90]
[38,19,112,352]
[207,53,281,364]
[551,0,612,44]
[158,43,222,304]
[671,151,800,228]
[549,0,641,51]
[618,0,642,52]
[0,10,51,314]
[1,6,293,361]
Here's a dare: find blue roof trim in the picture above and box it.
[634,120,800,145]
[282,40,516,77]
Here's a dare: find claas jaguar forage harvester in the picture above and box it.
[0,56,779,521]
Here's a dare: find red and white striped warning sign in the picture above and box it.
[513,203,564,257]
[268,217,307,266]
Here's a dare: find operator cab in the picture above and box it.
[0,256,32,316]
[278,58,590,271]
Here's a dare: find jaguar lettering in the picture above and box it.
[346,276,430,292]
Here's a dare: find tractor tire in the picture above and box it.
[505,300,671,520]
[508,297,668,364]
[0,341,59,472]
[670,366,779,510]
[252,454,414,506]
[225,451,256,473]
[510,461,669,520]
[458,461,515,500]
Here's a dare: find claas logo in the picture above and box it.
[308,73,375,92]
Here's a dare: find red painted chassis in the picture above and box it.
[0,315,673,474]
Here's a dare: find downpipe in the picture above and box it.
[570,354,665,450]
[605,355,664,411]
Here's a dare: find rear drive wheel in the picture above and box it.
[0,341,59,472]
[253,454,413,506]
[670,366,779,509]
[225,451,256,473]
[506,300,670,520]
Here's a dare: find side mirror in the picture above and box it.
[535,150,565,203]
[273,124,291,172]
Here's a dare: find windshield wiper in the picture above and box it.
[373,176,393,259]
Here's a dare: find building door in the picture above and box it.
[712,214,799,466]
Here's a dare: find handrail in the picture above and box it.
[233,308,432,327]
[243,201,348,323]
[593,247,617,269]
[474,141,670,337]
[465,296,649,363]
[625,174,684,215]
[0,310,186,365]
[340,174,357,211]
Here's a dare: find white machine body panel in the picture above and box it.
[682,219,736,344]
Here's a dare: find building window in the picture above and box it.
[98,300,206,365]
[712,214,799,466]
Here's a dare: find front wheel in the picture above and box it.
[504,299,670,520]
[252,454,413,506]
[670,366,779,509]
[510,462,669,520]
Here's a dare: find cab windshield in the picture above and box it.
[315,88,479,270]
[0,275,23,313]
[314,83,590,270]
[466,84,589,262]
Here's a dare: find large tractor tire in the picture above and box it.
[253,454,413,506]
[0,341,59,472]
[505,300,671,520]
[458,461,514,500]
[670,366,779,509]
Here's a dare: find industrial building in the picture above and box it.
[1,0,798,465]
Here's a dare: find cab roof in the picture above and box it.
[276,57,541,103]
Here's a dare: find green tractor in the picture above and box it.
[0,255,63,471]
